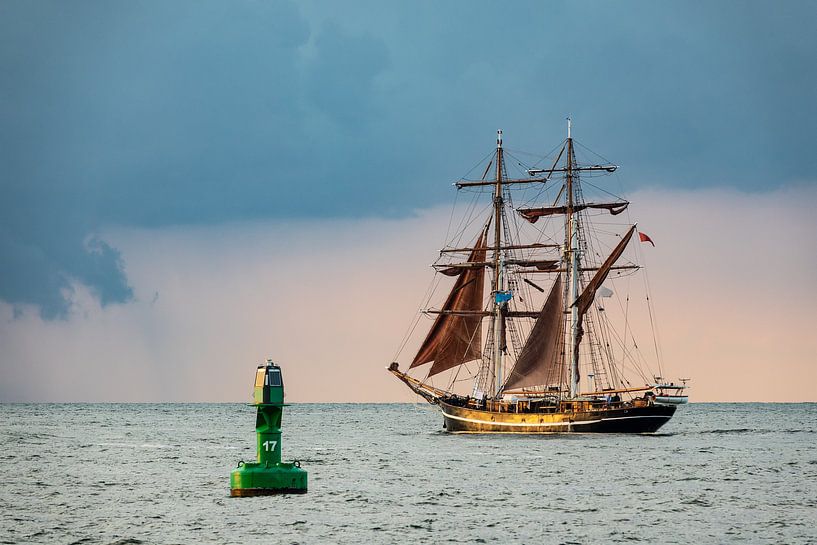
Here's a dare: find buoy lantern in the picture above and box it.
[230,359,307,496]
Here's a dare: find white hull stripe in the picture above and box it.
[442,412,671,428]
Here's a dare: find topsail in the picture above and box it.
[518,201,629,223]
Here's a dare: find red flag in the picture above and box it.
[638,231,655,247]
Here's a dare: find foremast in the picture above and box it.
[491,130,505,397]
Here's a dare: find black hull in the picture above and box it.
[440,401,676,434]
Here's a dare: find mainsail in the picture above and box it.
[503,276,564,391]
[410,231,487,377]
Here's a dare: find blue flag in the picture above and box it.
[495,291,513,303]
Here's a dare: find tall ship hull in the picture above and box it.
[390,366,678,434]
[388,122,688,434]
[440,401,676,434]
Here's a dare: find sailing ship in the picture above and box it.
[388,120,688,433]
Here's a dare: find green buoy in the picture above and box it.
[230,359,307,496]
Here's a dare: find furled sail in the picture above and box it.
[436,261,489,276]
[438,265,469,277]
[518,201,629,223]
[410,232,487,376]
[507,259,560,270]
[503,276,564,391]
[436,258,558,274]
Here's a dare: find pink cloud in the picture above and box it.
[1,185,814,402]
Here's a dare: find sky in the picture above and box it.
[1,0,816,402]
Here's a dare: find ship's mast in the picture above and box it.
[565,118,581,399]
[492,129,504,397]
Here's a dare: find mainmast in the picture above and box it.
[492,129,505,397]
[565,118,581,399]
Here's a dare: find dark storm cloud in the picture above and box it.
[305,22,389,124]
[0,0,383,317]
[1,0,815,317]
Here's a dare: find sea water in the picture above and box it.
[0,403,815,544]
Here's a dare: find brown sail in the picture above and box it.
[571,225,636,358]
[503,277,564,391]
[410,232,487,376]
[518,201,629,223]
[574,225,636,315]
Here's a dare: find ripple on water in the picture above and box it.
[1,403,815,544]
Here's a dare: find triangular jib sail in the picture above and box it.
[572,224,636,355]
[410,230,488,377]
[574,225,636,316]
